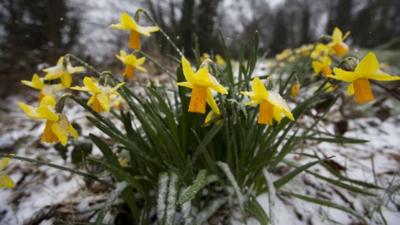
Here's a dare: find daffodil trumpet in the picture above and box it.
[241,77,294,125]
[177,57,228,114]
[329,52,400,103]
[18,96,78,145]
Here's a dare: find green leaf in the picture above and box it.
[71,142,92,165]
[274,159,324,189]
[246,197,270,225]
[177,170,208,205]
[281,190,367,222]
[54,143,68,160]
[89,134,119,166]
[217,161,244,206]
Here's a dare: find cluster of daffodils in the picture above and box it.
[111,12,159,79]
[276,27,400,102]
[178,57,295,125]
[17,12,159,147]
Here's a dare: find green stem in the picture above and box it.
[135,8,183,57]
[1,154,111,186]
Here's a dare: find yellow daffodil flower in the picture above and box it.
[276,49,292,61]
[329,27,349,56]
[201,53,210,62]
[328,52,400,103]
[18,96,78,145]
[21,73,64,100]
[71,77,125,112]
[116,50,147,79]
[0,157,15,189]
[310,43,330,59]
[215,54,225,66]
[290,82,300,98]
[241,77,294,125]
[312,56,332,77]
[177,57,228,114]
[44,56,85,87]
[110,12,159,49]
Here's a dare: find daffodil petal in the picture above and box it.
[347,83,355,96]
[0,157,11,171]
[0,174,15,188]
[177,82,193,89]
[366,72,400,81]
[18,102,40,119]
[97,92,110,112]
[61,73,72,87]
[267,91,294,121]
[329,68,357,82]
[206,90,220,114]
[83,77,100,93]
[181,57,196,84]
[355,52,379,75]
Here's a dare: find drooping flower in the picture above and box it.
[312,56,332,77]
[328,52,400,103]
[115,50,147,79]
[110,12,159,49]
[21,73,64,100]
[71,77,125,112]
[241,77,294,125]
[44,56,85,87]
[290,82,300,98]
[177,57,228,114]
[329,27,349,57]
[18,96,78,145]
[0,157,15,189]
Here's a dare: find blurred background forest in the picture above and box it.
[0,0,400,97]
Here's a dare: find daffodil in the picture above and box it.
[21,73,64,100]
[201,53,210,62]
[310,43,330,59]
[0,157,15,189]
[215,54,225,66]
[110,12,159,49]
[329,27,349,56]
[116,50,147,79]
[71,77,125,112]
[18,96,78,145]
[290,82,300,98]
[312,56,332,76]
[276,49,292,61]
[328,52,400,103]
[177,57,228,114]
[44,56,85,87]
[242,77,294,125]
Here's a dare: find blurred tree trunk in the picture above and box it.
[195,0,221,54]
[179,0,195,56]
[270,9,288,54]
[326,0,353,32]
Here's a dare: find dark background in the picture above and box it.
[0,0,399,97]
